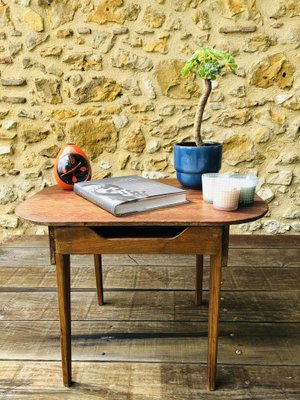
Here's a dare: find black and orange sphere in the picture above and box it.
[54,144,92,190]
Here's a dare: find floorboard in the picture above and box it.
[0,234,299,398]
[1,249,299,268]
[0,321,299,366]
[0,362,300,399]
[0,265,300,292]
[1,266,300,291]
[1,290,300,322]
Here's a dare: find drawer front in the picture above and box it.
[54,226,223,255]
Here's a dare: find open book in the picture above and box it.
[73,175,187,216]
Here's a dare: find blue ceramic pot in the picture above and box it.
[174,141,222,189]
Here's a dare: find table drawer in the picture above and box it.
[54,226,223,255]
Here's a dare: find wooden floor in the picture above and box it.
[0,234,299,399]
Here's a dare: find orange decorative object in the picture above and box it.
[54,144,92,190]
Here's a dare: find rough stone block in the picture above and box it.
[112,49,153,71]
[0,110,9,119]
[0,145,12,155]
[92,30,115,53]
[113,115,129,130]
[35,78,62,104]
[47,0,80,29]
[56,29,73,38]
[270,0,300,19]
[130,103,154,113]
[1,78,26,86]
[113,27,128,35]
[243,33,275,53]
[2,96,26,103]
[25,32,49,50]
[283,208,300,219]
[73,77,121,104]
[22,126,49,143]
[68,117,118,158]
[0,131,17,140]
[143,6,165,28]
[86,0,124,25]
[263,220,290,234]
[23,9,44,32]
[219,26,256,34]
[0,56,13,64]
[39,144,60,158]
[214,109,251,127]
[0,216,18,229]
[40,46,63,57]
[122,78,141,95]
[15,0,31,5]
[146,140,161,153]
[9,43,23,56]
[155,60,199,99]
[63,52,102,71]
[143,36,169,54]
[223,133,255,166]
[2,120,17,130]
[249,53,295,89]
[77,27,91,34]
[143,78,156,99]
[267,170,293,186]
[257,187,275,203]
[121,128,146,153]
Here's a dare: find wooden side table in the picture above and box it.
[16,180,268,390]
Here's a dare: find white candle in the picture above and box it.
[213,178,240,211]
[202,173,230,203]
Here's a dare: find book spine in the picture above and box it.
[73,185,117,215]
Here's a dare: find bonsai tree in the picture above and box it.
[181,47,237,146]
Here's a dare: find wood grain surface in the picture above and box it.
[0,235,300,398]
[2,234,298,249]
[0,321,299,365]
[1,362,299,399]
[54,226,223,254]
[1,290,299,322]
[15,181,268,226]
[1,266,300,291]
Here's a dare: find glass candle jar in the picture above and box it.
[231,175,257,205]
[213,177,241,211]
[202,173,230,203]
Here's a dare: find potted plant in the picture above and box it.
[174,47,237,188]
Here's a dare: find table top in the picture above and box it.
[15,179,268,227]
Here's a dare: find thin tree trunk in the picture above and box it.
[193,79,212,146]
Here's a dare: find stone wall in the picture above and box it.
[0,0,299,238]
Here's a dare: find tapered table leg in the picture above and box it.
[207,226,229,390]
[195,255,203,305]
[56,253,72,387]
[207,253,222,391]
[94,254,104,305]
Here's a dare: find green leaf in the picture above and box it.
[181,47,238,80]
[181,60,194,77]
